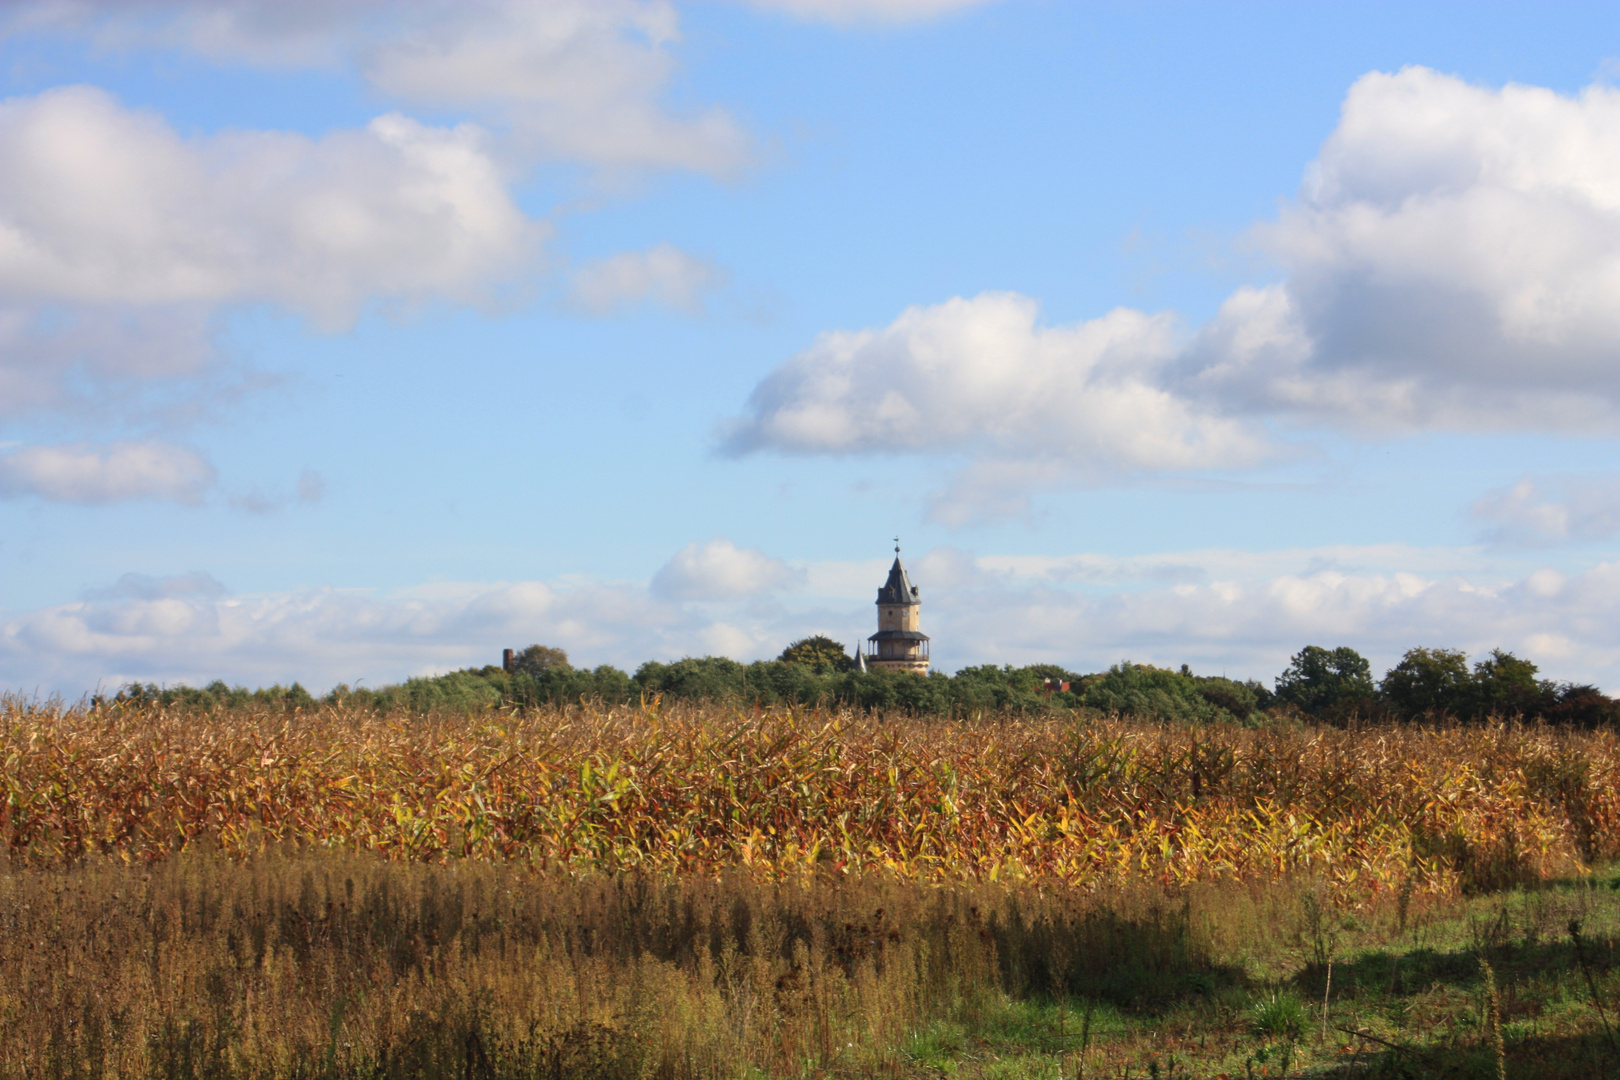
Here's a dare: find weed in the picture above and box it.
[1250,990,1309,1041]
[1569,917,1618,1054]
[1480,956,1506,1080]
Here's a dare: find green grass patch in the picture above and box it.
[890,867,1620,1078]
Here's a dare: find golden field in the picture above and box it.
[2,697,1618,1078]
[4,697,1618,896]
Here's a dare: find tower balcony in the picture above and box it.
[864,629,930,662]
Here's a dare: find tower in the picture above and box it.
[865,541,930,674]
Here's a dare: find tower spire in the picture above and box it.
[865,541,929,674]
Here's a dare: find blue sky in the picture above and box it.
[7,0,1620,695]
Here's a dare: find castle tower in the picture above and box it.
[865,542,930,674]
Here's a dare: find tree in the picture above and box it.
[778,635,854,673]
[1544,683,1620,727]
[635,657,748,700]
[1380,647,1471,718]
[1470,649,1547,718]
[1079,663,1224,723]
[511,644,570,677]
[1274,646,1375,717]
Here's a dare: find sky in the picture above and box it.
[7,0,1620,696]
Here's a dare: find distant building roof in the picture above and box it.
[876,556,920,605]
[867,629,930,642]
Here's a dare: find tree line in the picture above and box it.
[109,635,1619,726]
[1273,644,1617,724]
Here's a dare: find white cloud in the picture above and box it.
[363,1,750,174]
[903,545,1620,692]
[0,569,796,695]
[0,84,541,434]
[650,537,803,600]
[723,291,1275,518]
[0,0,384,67]
[731,68,1620,520]
[738,0,997,24]
[570,243,725,314]
[0,302,219,419]
[725,292,1268,466]
[0,5,744,455]
[1472,476,1620,547]
[1197,66,1620,429]
[0,440,214,503]
[13,542,1620,697]
[3,1,751,175]
[0,86,539,328]
[83,571,226,601]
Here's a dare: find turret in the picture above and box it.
[865,542,930,673]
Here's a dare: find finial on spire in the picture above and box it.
[894,535,901,554]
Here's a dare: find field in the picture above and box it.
[2,696,1618,1078]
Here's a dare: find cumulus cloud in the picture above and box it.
[723,292,1274,518]
[725,292,1268,466]
[363,1,750,174]
[1194,66,1620,429]
[0,86,538,328]
[1472,476,1620,547]
[732,68,1620,519]
[0,83,540,434]
[0,441,214,503]
[570,243,725,314]
[3,1,751,175]
[0,4,745,457]
[650,537,803,600]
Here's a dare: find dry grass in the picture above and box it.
[0,849,1236,1079]
[4,697,1620,1077]
[4,697,1618,898]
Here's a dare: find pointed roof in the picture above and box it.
[876,556,920,605]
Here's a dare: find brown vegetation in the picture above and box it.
[4,697,1618,895]
[0,851,1252,1079]
[3,697,1619,1077]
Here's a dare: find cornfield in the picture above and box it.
[5,696,1617,897]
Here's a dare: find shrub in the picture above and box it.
[1250,991,1309,1040]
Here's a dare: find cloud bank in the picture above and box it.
[9,541,1620,698]
[650,537,803,600]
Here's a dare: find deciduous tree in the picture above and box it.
[1274,645,1375,717]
